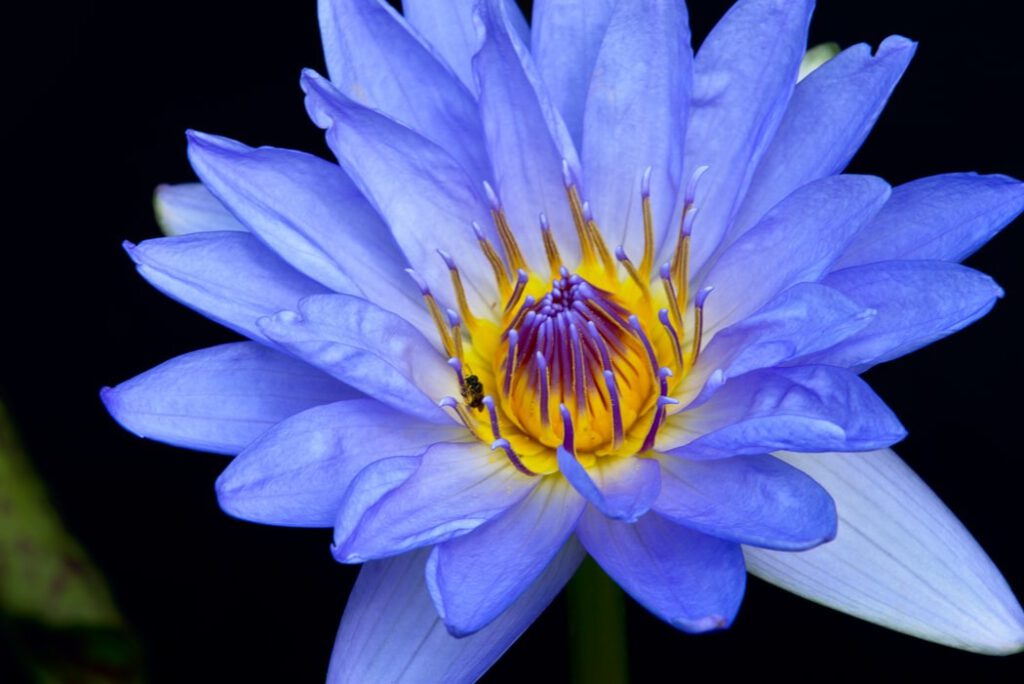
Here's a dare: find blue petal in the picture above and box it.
[701,175,890,333]
[530,0,617,145]
[683,0,814,272]
[425,477,585,636]
[654,454,836,550]
[334,442,538,563]
[557,450,661,523]
[733,36,916,236]
[402,0,529,92]
[186,131,433,334]
[835,173,1024,268]
[257,294,456,424]
[215,400,465,527]
[126,232,330,344]
[301,70,497,312]
[664,365,906,459]
[805,260,1003,372]
[473,0,582,269]
[578,509,746,632]
[153,182,245,236]
[693,281,875,385]
[747,449,1024,654]
[328,539,584,683]
[581,0,691,260]
[318,0,490,181]
[101,342,354,455]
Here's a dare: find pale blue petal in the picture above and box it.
[805,260,1003,372]
[835,173,1024,268]
[126,232,330,344]
[186,131,433,334]
[328,539,584,683]
[530,0,616,144]
[318,0,490,181]
[473,0,582,269]
[402,0,528,92]
[557,450,661,523]
[747,449,1024,655]
[334,442,538,563]
[153,182,245,236]
[578,509,746,632]
[701,175,890,333]
[683,0,814,272]
[425,477,584,636]
[257,294,456,424]
[582,0,691,259]
[693,281,874,384]
[664,365,906,459]
[216,399,465,527]
[101,342,354,455]
[301,70,497,312]
[733,36,916,235]
[654,454,836,550]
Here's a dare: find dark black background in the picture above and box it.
[4,0,1023,681]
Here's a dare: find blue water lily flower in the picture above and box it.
[104,0,1024,680]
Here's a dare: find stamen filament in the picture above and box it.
[491,438,536,476]
[407,269,455,356]
[659,262,685,335]
[658,308,684,373]
[536,351,551,428]
[484,181,528,273]
[563,161,596,265]
[505,269,529,313]
[438,249,480,331]
[582,201,615,276]
[602,369,624,448]
[539,213,563,277]
[446,308,465,362]
[472,221,512,298]
[690,286,714,366]
[615,246,650,299]
[639,166,655,279]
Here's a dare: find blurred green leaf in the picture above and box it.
[0,402,145,683]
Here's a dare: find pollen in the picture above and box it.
[425,164,711,475]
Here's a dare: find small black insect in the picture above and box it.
[461,374,485,411]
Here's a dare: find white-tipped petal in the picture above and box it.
[328,539,584,683]
[745,448,1024,654]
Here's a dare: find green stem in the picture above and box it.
[567,557,629,684]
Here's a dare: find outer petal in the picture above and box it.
[185,131,430,334]
[153,182,244,236]
[746,449,1024,655]
[334,442,539,562]
[557,450,661,523]
[683,0,814,271]
[581,0,691,259]
[578,508,746,632]
[257,294,456,424]
[835,173,1024,268]
[425,476,585,636]
[733,36,916,235]
[530,0,617,144]
[328,539,584,684]
[473,0,582,269]
[701,175,890,333]
[126,232,330,344]
[402,0,529,91]
[693,281,874,385]
[807,260,1003,372]
[101,342,354,455]
[301,70,497,312]
[215,400,465,527]
[318,0,490,181]
[654,454,836,550]
[662,365,906,459]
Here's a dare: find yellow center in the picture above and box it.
[420,169,708,475]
